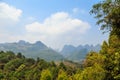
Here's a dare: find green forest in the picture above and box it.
[0,0,120,80]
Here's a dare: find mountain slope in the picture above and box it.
[60,45,76,57]
[0,40,64,61]
[61,44,101,61]
[67,48,88,61]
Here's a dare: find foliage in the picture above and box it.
[57,69,68,80]
[91,0,120,36]
[0,51,80,80]
[40,69,52,80]
[80,63,105,80]
[89,0,120,80]
[84,51,105,67]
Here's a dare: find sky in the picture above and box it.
[0,0,108,50]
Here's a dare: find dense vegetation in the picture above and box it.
[0,51,81,80]
[0,0,120,80]
[86,0,120,79]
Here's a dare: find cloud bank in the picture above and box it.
[25,12,90,35]
[0,2,91,49]
[0,2,22,27]
[24,12,91,49]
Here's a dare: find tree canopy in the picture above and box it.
[91,0,120,36]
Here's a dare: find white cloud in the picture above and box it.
[0,2,106,50]
[26,12,90,35]
[0,2,22,27]
[0,9,91,49]
[24,12,91,49]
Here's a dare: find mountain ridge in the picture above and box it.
[60,44,101,61]
[0,40,64,61]
[0,40,101,62]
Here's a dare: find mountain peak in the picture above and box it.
[18,40,29,45]
[35,41,42,44]
[60,45,76,57]
[0,40,63,61]
[33,41,47,49]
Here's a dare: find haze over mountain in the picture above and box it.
[60,44,101,61]
[0,40,100,62]
[0,1,108,50]
[0,40,64,61]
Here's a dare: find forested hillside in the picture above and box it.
[0,0,119,80]
[0,51,81,80]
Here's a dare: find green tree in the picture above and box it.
[59,62,67,71]
[91,0,120,36]
[72,69,82,80]
[84,51,105,67]
[100,41,108,55]
[80,63,105,80]
[4,58,24,72]
[40,69,52,80]
[57,69,68,80]
[49,67,59,80]
[91,0,120,80]
[0,70,4,79]
[16,52,24,58]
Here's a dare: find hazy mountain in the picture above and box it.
[0,40,64,61]
[0,40,101,62]
[60,44,101,61]
[67,48,88,61]
[60,45,76,57]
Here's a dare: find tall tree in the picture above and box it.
[91,0,120,80]
[91,0,120,36]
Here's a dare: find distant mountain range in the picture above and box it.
[0,40,64,61]
[0,40,101,62]
[60,44,101,61]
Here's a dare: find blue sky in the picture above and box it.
[0,0,108,49]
